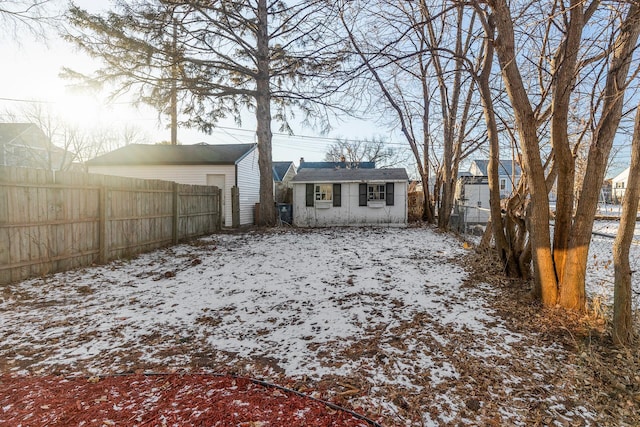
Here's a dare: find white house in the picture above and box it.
[611,167,629,203]
[454,159,522,225]
[0,123,75,171]
[455,175,491,224]
[291,168,408,227]
[86,143,260,227]
[468,159,521,199]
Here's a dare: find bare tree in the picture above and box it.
[0,0,57,39]
[338,1,486,227]
[324,137,409,168]
[471,9,523,277]
[483,0,640,309]
[3,102,141,168]
[613,104,640,346]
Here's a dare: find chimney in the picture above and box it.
[299,157,305,165]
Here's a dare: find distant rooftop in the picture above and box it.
[297,157,376,170]
[291,167,408,183]
[0,123,44,145]
[470,159,522,177]
[272,161,295,182]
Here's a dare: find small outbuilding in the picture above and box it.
[291,168,408,227]
[87,143,259,227]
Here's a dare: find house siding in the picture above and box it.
[235,148,260,226]
[292,181,407,227]
[457,182,490,224]
[498,174,518,198]
[87,164,237,227]
[612,167,629,202]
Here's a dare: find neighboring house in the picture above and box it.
[454,160,521,225]
[291,168,409,227]
[612,167,629,203]
[272,161,297,203]
[0,123,74,170]
[468,159,522,199]
[297,157,376,170]
[87,143,259,227]
[455,174,490,224]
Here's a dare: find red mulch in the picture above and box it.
[0,373,375,426]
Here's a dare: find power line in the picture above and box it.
[0,96,56,103]
[0,95,410,147]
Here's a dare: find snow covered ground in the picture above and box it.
[1,225,637,425]
[587,220,640,310]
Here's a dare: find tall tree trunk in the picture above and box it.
[613,104,640,346]
[430,4,464,230]
[550,0,583,282]
[421,63,435,224]
[476,11,519,276]
[559,2,640,310]
[170,19,178,146]
[255,0,276,226]
[488,0,558,305]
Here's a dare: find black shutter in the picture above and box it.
[386,182,394,206]
[359,183,367,206]
[306,184,314,207]
[333,183,341,207]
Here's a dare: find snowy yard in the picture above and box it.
[586,220,640,309]
[1,225,639,426]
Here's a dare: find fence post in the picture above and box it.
[231,186,240,228]
[217,187,223,230]
[98,186,107,264]
[172,182,179,244]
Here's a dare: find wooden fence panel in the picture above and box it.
[177,184,220,240]
[53,170,102,272]
[1,166,221,285]
[104,175,174,260]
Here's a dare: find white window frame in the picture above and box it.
[368,184,385,201]
[315,184,333,201]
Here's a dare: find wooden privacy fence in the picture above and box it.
[0,166,222,285]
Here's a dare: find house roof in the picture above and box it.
[298,161,376,170]
[471,159,522,177]
[272,161,294,182]
[0,123,45,146]
[86,143,257,166]
[291,168,408,183]
[612,167,629,183]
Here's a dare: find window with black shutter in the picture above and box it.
[333,184,341,207]
[359,183,367,206]
[386,182,394,206]
[305,183,314,207]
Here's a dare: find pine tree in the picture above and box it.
[65,0,343,226]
